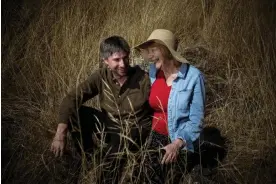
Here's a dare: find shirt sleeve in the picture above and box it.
[58,71,101,124]
[176,74,205,151]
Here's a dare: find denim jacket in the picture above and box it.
[149,63,206,152]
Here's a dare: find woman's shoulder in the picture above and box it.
[186,64,204,77]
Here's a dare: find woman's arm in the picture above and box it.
[176,74,206,151]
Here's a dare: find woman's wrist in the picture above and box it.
[173,138,185,148]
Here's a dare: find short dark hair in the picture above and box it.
[100,36,130,60]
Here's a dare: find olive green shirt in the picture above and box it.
[59,66,152,129]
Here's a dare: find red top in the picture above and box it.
[149,70,171,135]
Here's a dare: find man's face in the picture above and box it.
[104,51,129,77]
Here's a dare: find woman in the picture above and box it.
[135,29,206,183]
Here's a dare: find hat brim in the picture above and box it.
[134,39,188,63]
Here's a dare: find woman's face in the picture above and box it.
[140,45,165,69]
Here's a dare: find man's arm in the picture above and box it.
[51,123,68,157]
[51,71,101,157]
[58,72,101,124]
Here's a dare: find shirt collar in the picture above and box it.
[150,63,188,79]
[177,63,189,79]
[109,66,134,84]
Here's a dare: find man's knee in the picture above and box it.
[69,106,105,131]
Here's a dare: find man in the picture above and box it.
[50,36,152,183]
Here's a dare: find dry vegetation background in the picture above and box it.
[2,0,276,183]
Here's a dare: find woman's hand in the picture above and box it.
[161,139,185,164]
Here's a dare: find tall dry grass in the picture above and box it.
[2,0,276,183]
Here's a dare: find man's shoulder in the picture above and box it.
[82,67,110,86]
[132,65,149,74]
[90,67,109,78]
[131,65,143,72]
[130,65,149,80]
[129,65,150,94]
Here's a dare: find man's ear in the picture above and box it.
[103,58,108,65]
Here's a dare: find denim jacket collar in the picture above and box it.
[149,63,189,81]
[177,63,189,79]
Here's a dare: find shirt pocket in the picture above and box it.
[177,89,193,111]
[125,89,145,111]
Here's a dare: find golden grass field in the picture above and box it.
[2,0,276,183]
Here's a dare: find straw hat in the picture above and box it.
[134,29,188,63]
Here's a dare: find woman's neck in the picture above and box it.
[161,59,181,76]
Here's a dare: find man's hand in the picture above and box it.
[161,138,185,164]
[50,123,68,157]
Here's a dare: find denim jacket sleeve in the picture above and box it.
[176,74,205,151]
